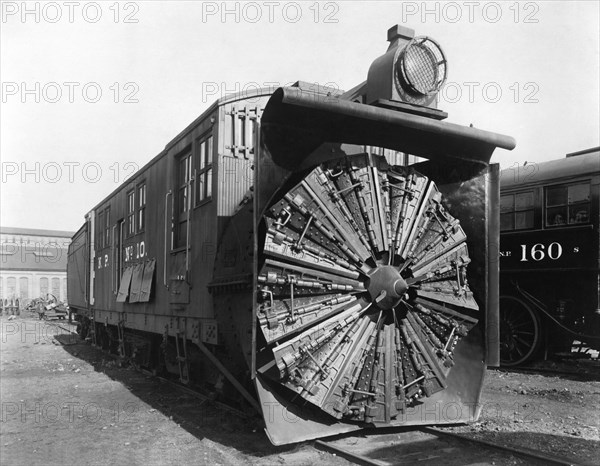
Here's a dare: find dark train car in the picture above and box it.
[499,147,600,366]
[68,25,515,444]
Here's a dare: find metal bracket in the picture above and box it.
[117,318,126,358]
[194,339,261,413]
[287,275,297,323]
[174,329,190,385]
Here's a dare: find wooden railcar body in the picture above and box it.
[68,26,516,444]
[68,87,273,392]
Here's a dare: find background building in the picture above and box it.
[0,227,74,307]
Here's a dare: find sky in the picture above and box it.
[1,0,599,232]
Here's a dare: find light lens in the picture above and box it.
[398,37,447,96]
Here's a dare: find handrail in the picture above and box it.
[185,178,192,282]
[89,210,95,306]
[164,190,172,289]
[112,224,117,294]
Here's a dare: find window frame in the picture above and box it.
[544,181,591,228]
[104,206,111,248]
[97,209,104,250]
[500,190,535,232]
[126,189,136,238]
[136,182,146,233]
[175,151,193,249]
[195,134,213,207]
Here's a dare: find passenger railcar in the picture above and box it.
[499,147,600,366]
[68,25,515,444]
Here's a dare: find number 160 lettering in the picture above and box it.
[520,242,562,262]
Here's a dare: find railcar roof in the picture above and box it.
[500,150,599,190]
[82,83,341,219]
[81,87,276,219]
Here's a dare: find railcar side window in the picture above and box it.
[196,135,213,204]
[126,190,135,237]
[104,206,111,248]
[500,191,534,231]
[176,152,192,248]
[137,183,146,232]
[97,210,104,249]
[545,182,590,227]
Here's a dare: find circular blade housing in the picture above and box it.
[257,154,479,424]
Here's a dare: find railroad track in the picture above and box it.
[45,320,255,419]
[314,426,581,466]
[44,319,78,334]
[38,319,81,346]
[493,365,600,382]
[45,323,586,465]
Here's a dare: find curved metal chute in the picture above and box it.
[261,87,516,171]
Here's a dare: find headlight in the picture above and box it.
[396,37,447,96]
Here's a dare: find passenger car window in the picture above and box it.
[545,182,590,227]
[500,191,534,231]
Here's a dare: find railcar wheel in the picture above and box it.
[96,324,110,350]
[256,154,480,423]
[499,295,540,367]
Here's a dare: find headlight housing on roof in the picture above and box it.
[396,37,447,97]
[366,26,448,109]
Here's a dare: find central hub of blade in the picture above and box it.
[367,265,408,310]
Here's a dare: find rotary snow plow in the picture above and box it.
[249,26,514,445]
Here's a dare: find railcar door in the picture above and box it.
[168,150,193,305]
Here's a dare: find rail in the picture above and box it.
[38,325,589,464]
[315,427,580,466]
